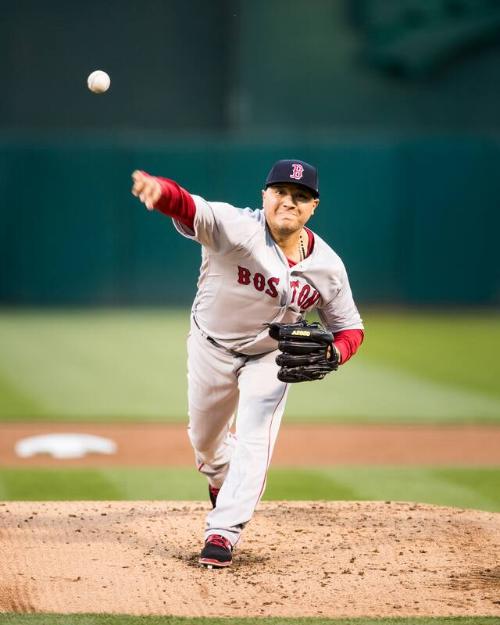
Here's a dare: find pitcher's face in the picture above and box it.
[263,183,319,237]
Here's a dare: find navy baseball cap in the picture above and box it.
[265,159,319,197]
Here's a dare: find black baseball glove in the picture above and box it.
[268,320,340,383]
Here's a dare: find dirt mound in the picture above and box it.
[0,500,498,618]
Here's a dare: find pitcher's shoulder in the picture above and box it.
[309,231,346,270]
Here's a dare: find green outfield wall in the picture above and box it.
[0,137,499,305]
[2,1,500,305]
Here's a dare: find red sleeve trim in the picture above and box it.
[141,172,196,230]
[333,329,364,365]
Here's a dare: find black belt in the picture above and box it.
[193,316,247,358]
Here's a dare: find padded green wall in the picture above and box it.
[1,137,498,305]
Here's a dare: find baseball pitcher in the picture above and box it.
[131,159,364,567]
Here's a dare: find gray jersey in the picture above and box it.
[174,196,363,355]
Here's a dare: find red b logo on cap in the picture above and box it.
[290,163,304,180]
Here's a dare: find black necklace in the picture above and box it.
[299,232,307,261]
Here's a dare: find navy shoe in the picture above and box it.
[199,534,233,568]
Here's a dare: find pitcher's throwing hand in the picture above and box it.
[131,170,162,210]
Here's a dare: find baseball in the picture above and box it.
[87,70,110,94]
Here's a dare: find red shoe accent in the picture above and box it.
[208,485,220,508]
[206,534,231,549]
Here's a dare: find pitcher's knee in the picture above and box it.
[188,428,217,456]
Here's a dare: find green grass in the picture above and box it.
[0,309,499,423]
[0,310,188,422]
[361,311,500,399]
[0,615,498,625]
[1,467,499,512]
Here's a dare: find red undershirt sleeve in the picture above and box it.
[142,172,196,230]
[333,329,364,364]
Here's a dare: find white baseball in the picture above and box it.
[87,70,110,94]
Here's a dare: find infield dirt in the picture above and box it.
[1,423,500,466]
[1,424,499,618]
[0,500,499,618]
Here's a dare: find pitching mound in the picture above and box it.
[0,500,499,618]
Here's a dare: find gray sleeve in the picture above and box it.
[317,263,364,333]
[173,195,260,253]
